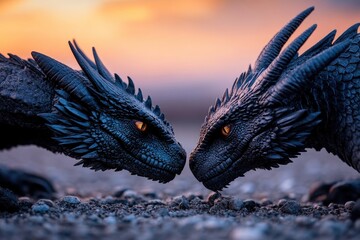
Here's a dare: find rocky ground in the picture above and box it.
[1,123,360,240]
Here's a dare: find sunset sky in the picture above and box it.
[0,0,359,117]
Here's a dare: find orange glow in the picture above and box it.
[0,0,359,89]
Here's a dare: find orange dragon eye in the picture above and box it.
[134,121,147,132]
[221,125,231,137]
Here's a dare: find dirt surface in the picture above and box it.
[1,123,360,240]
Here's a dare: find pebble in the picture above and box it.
[345,201,355,210]
[279,200,301,215]
[243,199,258,210]
[142,191,159,199]
[171,196,189,209]
[277,199,288,207]
[32,203,50,213]
[122,190,139,198]
[228,198,244,211]
[112,188,128,198]
[207,192,221,205]
[37,199,55,207]
[62,196,81,205]
[101,196,116,204]
[260,198,273,206]
[147,199,166,206]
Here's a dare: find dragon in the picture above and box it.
[189,7,360,198]
[0,41,186,201]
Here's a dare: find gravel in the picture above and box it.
[1,125,359,239]
[1,191,360,240]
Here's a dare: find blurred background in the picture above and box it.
[0,0,359,198]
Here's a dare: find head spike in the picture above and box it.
[254,7,314,71]
[252,24,317,91]
[266,40,350,104]
[72,40,97,69]
[68,41,115,93]
[114,73,125,88]
[31,51,98,109]
[154,105,161,115]
[145,96,152,109]
[92,47,114,82]
[126,76,135,94]
[137,88,143,101]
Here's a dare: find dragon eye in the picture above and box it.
[221,125,231,137]
[134,121,147,132]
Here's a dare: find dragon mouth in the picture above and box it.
[201,158,249,192]
[193,127,269,191]
[123,148,183,183]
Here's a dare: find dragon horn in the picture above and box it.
[266,39,350,104]
[68,41,117,94]
[252,24,317,92]
[254,7,314,72]
[32,51,98,109]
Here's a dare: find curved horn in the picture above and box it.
[32,51,98,109]
[252,24,317,92]
[266,40,350,104]
[254,7,314,72]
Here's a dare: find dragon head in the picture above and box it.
[189,7,351,191]
[33,41,186,183]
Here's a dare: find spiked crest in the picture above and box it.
[34,40,175,171]
[190,6,356,191]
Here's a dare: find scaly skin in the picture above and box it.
[190,7,360,191]
[0,41,186,188]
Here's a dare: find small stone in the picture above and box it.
[228,198,244,210]
[243,199,258,210]
[172,196,189,209]
[328,203,338,209]
[37,199,55,207]
[62,196,81,205]
[102,196,116,204]
[207,192,221,205]
[122,190,139,198]
[277,199,288,207]
[142,191,159,199]
[190,196,202,205]
[179,197,190,209]
[260,198,273,206]
[279,200,301,214]
[112,188,128,198]
[32,203,50,213]
[147,199,166,206]
[345,201,355,210]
